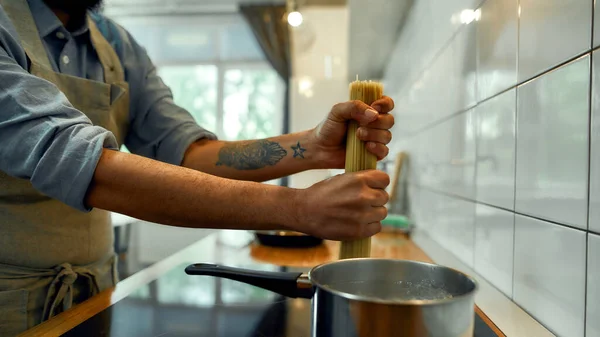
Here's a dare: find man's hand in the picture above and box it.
[290,170,390,240]
[311,96,395,169]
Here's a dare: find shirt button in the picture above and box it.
[62,55,70,64]
[56,31,65,39]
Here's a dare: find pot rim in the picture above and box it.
[307,258,478,306]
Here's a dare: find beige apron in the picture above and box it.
[0,1,130,335]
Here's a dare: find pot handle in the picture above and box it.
[185,263,314,299]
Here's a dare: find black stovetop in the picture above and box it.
[62,261,498,337]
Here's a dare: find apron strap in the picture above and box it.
[41,263,101,321]
[0,254,118,321]
[87,17,125,84]
[0,0,54,70]
[0,0,125,84]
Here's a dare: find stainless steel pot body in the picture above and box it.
[307,259,476,337]
[185,258,477,337]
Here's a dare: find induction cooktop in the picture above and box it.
[62,262,499,337]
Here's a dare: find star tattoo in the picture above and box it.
[291,141,306,159]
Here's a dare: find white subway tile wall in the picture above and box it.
[474,204,514,297]
[588,234,600,337]
[513,215,587,337]
[382,0,596,335]
[596,1,600,48]
[453,23,478,111]
[515,56,590,229]
[518,0,592,82]
[441,196,476,267]
[444,110,477,199]
[476,0,518,100]
[475,89,516,209]
[589,50,600,234]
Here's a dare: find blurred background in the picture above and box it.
[102,1,600,336]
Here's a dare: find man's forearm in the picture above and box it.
[181,130,325,181]
[86,149,300,230]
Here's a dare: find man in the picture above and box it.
[0,0,395,334]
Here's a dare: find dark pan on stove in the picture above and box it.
[254,231,324,248]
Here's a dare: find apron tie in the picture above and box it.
[41,263,101,320]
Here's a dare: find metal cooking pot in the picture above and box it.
[185,258,477,337]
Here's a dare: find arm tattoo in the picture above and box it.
[216,140,287,170]
[291,141,306,159]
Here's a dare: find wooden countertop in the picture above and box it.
[18,230,505,337]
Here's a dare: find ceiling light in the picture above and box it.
[288,11,303,27]
[459,9,481,24]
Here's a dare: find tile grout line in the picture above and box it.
[472,113,478,271]
[585,233,590,337]
[512,0,521,303]
[472,8,481,271]
[584,2,594,335]
[410,183,591,234]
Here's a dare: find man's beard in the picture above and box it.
[43,0,104,17]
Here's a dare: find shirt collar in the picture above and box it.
[27,0,90,38]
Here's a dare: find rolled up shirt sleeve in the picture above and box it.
[93,16,217,165]
[0,47,118,211]
[0,11,216,212]
[124,63,217,165]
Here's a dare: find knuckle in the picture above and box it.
[372,222,383,235]
[332,102,346,113]
[381,207,388,219]
[330,102,347,121]
[387,97,396,109]
[343,172,358,184]
[383,190,390,204]
[358,224,370,237]
[346,174,359,188]
[355,171,370,184]
[357,225,368,238]
[377,172,390,186]
[331,103,342,115]
[360,213,372,226]
[351,100,363,110]
[382,146,390,158]
[355,214,365,226]
[359,188,372,202]
[366,191,379,204]
[385,130,393,143]
[388,115,396,127]
[351,100,366,117]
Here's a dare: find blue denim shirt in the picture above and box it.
[0,0,216,211]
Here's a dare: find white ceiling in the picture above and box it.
[348,0,413,81]
[103,0,409,82]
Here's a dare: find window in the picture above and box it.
[157,65,218,132]
[109,13,285,185]
[222,66,284,141]
[157,64,283,142]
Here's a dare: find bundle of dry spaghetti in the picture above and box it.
[339,78,384,260]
